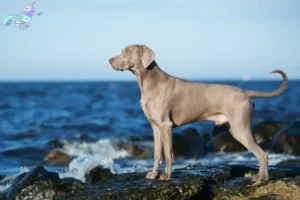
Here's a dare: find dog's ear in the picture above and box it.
[140,45,155,68]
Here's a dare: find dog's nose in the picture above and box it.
[109,58,114,64]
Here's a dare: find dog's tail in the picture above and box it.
[246,69,287,98]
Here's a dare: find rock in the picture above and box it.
[290,119,300,129]
[47,139,65,149]
[0,175,4,181]
[211,121,289,150]
[5,165,83,200]
[128,135,153,142]
[119,144,151,159]
[58,165,232,200]
[172,133,190,158]
[127,128,208,159]
[276,159,300,166]
[271,120,300,155]
[5,164,300,200]
[208,131,247,153]
[214,170,300,200]
[85,166,115,184]
[173,128,207,158]
[183,128,208,157]
[201,133,212,152]
[253,121,288,149]
[43,150,71,166]
[57,164,300,200]
[212,124,230,137]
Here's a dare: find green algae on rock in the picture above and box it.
[58,164,300,200]
[57,166,232,200]
[214,166,300,200]
[4,164,300,200]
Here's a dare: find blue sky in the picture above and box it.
[0,0,299,81]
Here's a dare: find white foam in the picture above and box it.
[0,166,30,193]
[61,139,129,159]
[58,139,129,182]
[268,153,300,165]
[0,184,10,193]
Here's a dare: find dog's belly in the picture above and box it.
[172,112,228,127]
[204,114,228,125]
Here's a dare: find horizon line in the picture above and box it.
[0,78,297,83]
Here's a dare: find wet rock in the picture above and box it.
[214,169,300,200]
[290,119,300,129]
[172,133,190,158]
[85,166,115,184]
[271,120,300,155]
[119,143,151,159]
[202,133,212,152]
[58,164,300,200]
[58,165,231,200]
[47,139,65,149]
[208,131,247,153]
[5,164,300,200]
[5,165,83,200]
[0,194,7,200]
[173,128,207,158]
[128,135,153,142]
[183,128,208,157]
[253,121,288,149]
[276,159,300,166]
[212,124,230,137]
[43,150,71,166]
[0,175,4,181]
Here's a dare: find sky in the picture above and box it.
[0,0,299,81]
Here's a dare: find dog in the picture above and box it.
[109,44,287,182]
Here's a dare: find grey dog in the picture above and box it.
[109,44,287,182]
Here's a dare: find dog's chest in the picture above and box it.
[140,98,154,121]
[140,96,165,124]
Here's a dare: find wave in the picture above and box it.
[0,167,30,193]
[58,139,129,182]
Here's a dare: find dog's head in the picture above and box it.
[109,44,155,72]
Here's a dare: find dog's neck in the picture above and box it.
[131,61,169,95]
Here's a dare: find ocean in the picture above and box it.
[0,80,300,191]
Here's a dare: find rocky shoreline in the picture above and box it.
[1,162,300,200]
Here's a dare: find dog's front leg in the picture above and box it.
[159,121,173,181]
[146,123,162,179]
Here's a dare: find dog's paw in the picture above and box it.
[252,180,262,186]
[251,173,268,182]
[146,171,157,180]
[159,173,170,181]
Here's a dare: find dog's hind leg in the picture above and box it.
[228,103,269,183]
[230,126,269,182]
